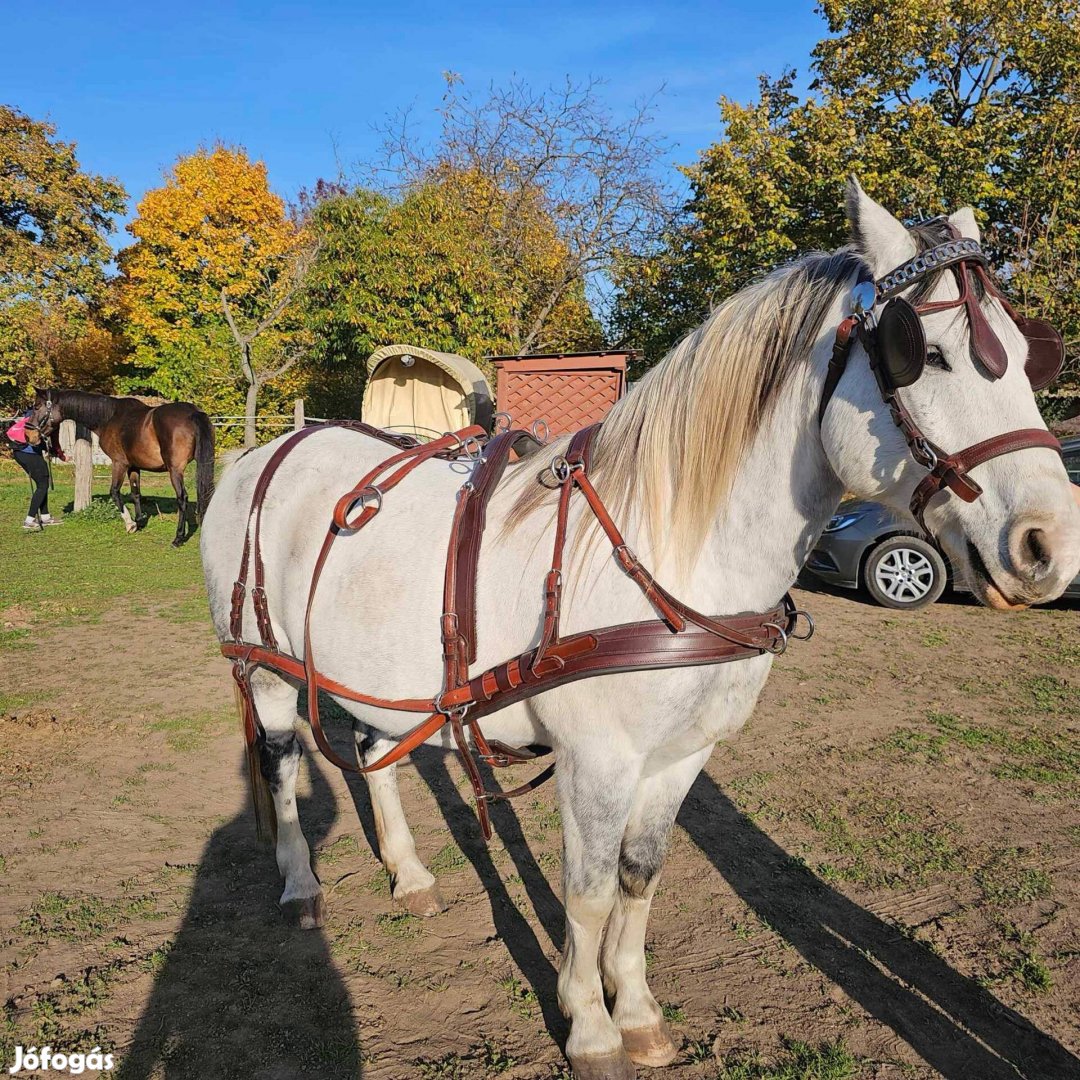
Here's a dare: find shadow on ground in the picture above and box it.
[678,772,1080,1080]
[118,751,362,1080]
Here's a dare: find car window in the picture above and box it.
[1064,449,1080,485]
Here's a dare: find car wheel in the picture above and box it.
[862,536,947,610]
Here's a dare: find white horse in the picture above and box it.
[201,182,1080,1079]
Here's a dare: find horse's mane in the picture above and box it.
[508,247,866,569]
[55,390,122,428]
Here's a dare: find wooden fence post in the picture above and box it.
[74,422,93,512]
[294,399,305,431]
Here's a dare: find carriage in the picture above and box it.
[362,344,632,439]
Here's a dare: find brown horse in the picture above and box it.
[32,389,215,546]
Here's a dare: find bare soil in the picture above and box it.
[1,582,1077,1079]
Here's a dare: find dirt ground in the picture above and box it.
[1,575,1077,1079]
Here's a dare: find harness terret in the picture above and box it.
[819,225,1063,533]
[224,421,809,838]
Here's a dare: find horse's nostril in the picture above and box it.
[1022,527,1050,569]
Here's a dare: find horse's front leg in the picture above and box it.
[110,460,137,533]
[251,670,325,928]
[601,746,712,1068]
[353,722,447,916]
[557,748,641,1080]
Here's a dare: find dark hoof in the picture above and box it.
[567,1049,636,1080]
[621,1023,679,1067]
[396,884,448,917]
[282,894,326,930]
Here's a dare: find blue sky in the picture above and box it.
[7,1,825,241]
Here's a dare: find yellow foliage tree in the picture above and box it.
[119,145,312,444]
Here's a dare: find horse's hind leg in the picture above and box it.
[110,460,137,533]
[249,669,325,928]
[168,465,188,547]
[354,722,447,916]
[127,468,143,526]
[601,746,712,1068]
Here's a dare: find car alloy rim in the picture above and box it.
[874,547,936,602]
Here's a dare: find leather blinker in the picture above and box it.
[875,298,925,389]
[1017,317,1064,391]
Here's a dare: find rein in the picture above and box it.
[224,420,810,838]
[819,230,1062,533]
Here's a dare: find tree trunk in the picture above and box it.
[244,379,259,448]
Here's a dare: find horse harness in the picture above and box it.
[224,421,809,838]
[819,224,1064,533]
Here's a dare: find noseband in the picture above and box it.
[819,227,1063,533]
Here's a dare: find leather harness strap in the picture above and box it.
[224,418,804,838]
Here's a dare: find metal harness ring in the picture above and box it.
[790,610,815,640]
[762,622,789,655]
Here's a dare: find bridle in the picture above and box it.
[32,393,56,438]
[818,226,1064,533]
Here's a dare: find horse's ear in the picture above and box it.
[947,206,980,242]
[845,176,916,278]
[32,387,45,404]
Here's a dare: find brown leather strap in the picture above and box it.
[910,427,1061,529]
[454,429,545,663]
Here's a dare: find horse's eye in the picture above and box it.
[925,346,951,371]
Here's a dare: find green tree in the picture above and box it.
[0,105,126,407]
[613,0,1080,397]
[301,169,601,385]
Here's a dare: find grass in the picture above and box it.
[716,1038,859,1079]
[147,710,232,752]
[0,460,206,621]
[804,796,960,888]
[17,890,161,944]
[875,708,1080,797]
[497,973,538,1020]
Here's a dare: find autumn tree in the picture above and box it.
[0,105,126,408]
[301,169,600,389]
[380,75,673,352]
[613,0,1080,401]
[119,145,313,443]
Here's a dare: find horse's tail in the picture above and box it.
[193,410,215,521]
[234,685,277,845]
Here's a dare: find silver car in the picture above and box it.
[806,436,1080,609]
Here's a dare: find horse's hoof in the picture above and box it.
[282,894,326,930]
[567,1049,636,1080]
[396,884,447,917]
[621,1023,679,1067]
[125,522,138,534]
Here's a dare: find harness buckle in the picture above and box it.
[434,691,470,721]
[913,438,939,472]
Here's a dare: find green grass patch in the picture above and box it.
[429,842,468,876]
[17,890,161,944]
[976,849,1053,905]
[0,461,207,621]
[317,835,360,867]
[497,973,538,1020]
[147,710,232,752]
[717,1037,859,1079]
[375,911,421,939]
[805,797,960,888]
[0,627,31,651]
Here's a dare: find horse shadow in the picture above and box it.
[678,771,1080,1080]
[341,749,568,1043]
[118,751,363,1080]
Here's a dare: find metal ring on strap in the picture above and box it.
[434,690,470,720]
[334,484,383,529]
[531,418,550,444]
[762,622,789,655]
[790,610,815,640]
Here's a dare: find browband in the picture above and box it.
[875,237,986,301]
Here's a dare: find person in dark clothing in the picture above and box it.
[8,410,62,530]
